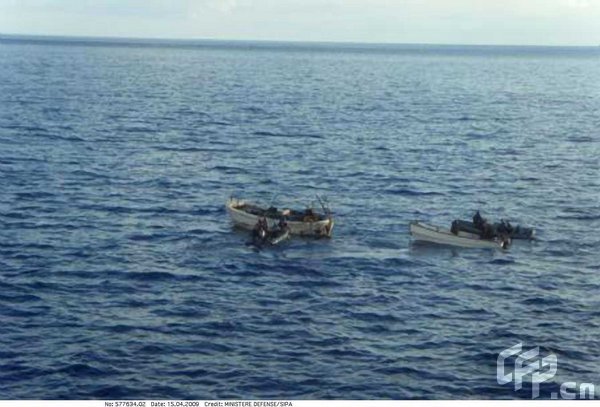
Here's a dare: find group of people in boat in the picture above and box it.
[450,210,514,247]
[472,210,514,239]
[447,210,534,242]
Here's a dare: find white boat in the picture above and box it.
[409,221,508,249]
[227,198,334,237]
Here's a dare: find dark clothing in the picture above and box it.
[481,222,496,239]
[473,211,485,229]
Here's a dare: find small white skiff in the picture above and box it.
[227,198,334,237]
[410,221,507,249]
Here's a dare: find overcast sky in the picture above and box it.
[1,0,599,45]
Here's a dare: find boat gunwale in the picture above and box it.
[227,199,331,226]
[409,220,503,249]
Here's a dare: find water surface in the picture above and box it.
[0,36,599,399]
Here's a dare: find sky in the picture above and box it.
[1,0,600,46]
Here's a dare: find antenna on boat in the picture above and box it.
[316,194,331,217]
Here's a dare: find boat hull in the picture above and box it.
[410,221,504,249]
[227,199,334,237]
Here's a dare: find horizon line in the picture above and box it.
[1,32,599,49]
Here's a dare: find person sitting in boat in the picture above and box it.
[497,219,514,236]
[261,217,269,232]
[252,220,262,239]
[450,220,459,235]
[303,208,317,222]
[480,221,496,239]
[252,218,268,242]
[473,210,486,229]
[277,216,289,231]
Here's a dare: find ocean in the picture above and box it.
[0,35,599,399]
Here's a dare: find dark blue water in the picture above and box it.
[1,36,599,399]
